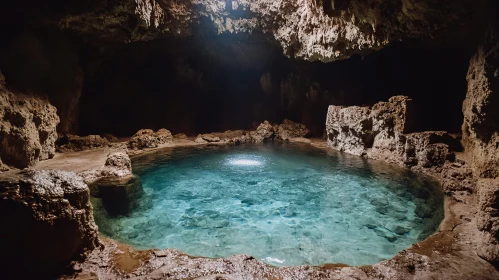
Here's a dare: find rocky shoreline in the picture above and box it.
[1,126,496,279]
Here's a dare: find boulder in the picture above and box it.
[0,86,59,168]
[195,130,253,144]
[127,128,173,149]
[174,133,188,139]
[253,120,275,143]
[101,133,119,143]
[275,119,310,140]
[56,134,110,153]
[79,150,132,184]
[0,170,99,273]
[326,96,456,169]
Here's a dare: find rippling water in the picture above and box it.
[93,143,443,266]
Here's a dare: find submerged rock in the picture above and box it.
[90,175,144,216]
[0,170,99,273]
[0,83,59,169]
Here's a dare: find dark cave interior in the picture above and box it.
[0,18,475,138]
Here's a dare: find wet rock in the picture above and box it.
[0,84,59,168]
[0,170,99,273]
[90,175,144,216]
[128,128,173,149]
[275,119,310,141]
[57,134,110,153]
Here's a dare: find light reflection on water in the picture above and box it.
[93,143,444,267]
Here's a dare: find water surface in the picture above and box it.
[93,143,443,266]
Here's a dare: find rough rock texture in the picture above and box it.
[463,16,499,264]
[252,120,275,143]
[57,0,484,61]
[196,130,254,144]
[90,175,143,216]
[127,128,173,149]
[476,178,499,264]
[0,170,99,274]
[57,134,110,153]
[79,151,133,184]
[326,96,457,169]
[462,31,499,179]
[0,81,59,169]
[275,119,311,140]
[100,133,119,143]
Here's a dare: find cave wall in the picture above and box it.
[462,1,499,263]
[76,33,472,137]
[0,28,84,134]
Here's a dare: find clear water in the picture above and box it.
[93,143,443,267]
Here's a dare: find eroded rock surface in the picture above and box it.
[275,119,311,140]
[57,134,110,153]
[326,96,457,169]
[463,18,499,264]
[57,0,483,61]
[0,170,99,274]
[128,128,173,149]
[0,81,59,169]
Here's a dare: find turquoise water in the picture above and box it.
[93,143,443,267]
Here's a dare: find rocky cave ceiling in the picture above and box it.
[3,0,485,62]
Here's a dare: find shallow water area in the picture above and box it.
[93,143,444,267]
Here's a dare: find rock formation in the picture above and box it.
[0,79,59,169]
[54,0,483,62]
[128,128,173,149]
[56,134,110,153]
[275,119,310,140]
[462,16,499,264]
[326,96,457,169]
[0,170,99,274]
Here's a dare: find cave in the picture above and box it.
[0,0,498,279]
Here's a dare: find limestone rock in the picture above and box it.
[275,119,310,141]
[56,0,482,62]
[196,130,254,144]
[128,128,173,149]
[90,175,143,216]
[326,96,456,169]
[0,158,8,172]
[0,86,59,169]
[462,32,499,179]
[254,120,275,142]
[476,178,499,264]
[79,150,132,184]
[174,133,188,139]
[0,170,99,272]
[57,134,110,153]
[101,133,119,143]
